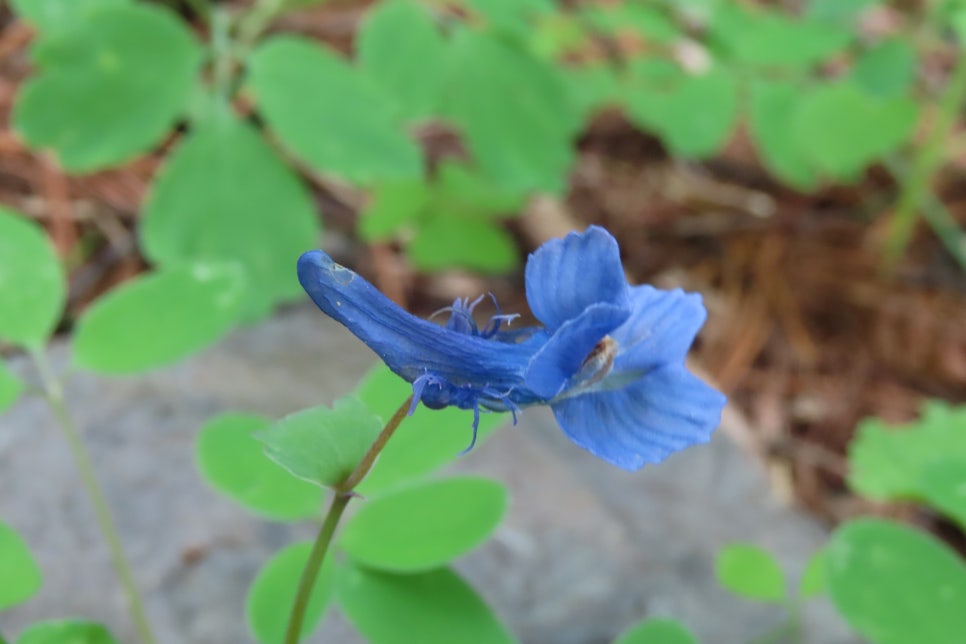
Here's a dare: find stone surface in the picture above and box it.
[0,306,858,643]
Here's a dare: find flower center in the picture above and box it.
[575,335,617,388]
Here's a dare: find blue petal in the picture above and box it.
[550,365,727,470]
[524,303,629,399]
[297,250,536,389]
[611,285,708,375]
[524,226,629,331]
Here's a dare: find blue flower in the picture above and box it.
[298,226,726,470]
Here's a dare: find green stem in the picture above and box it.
[31,351,156,644]
[886,50,966,267]
[283,395,413,644]
[235,0,285,57]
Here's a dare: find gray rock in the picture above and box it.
[0,306,857,644]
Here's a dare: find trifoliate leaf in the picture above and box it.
[14,3,201,172]
[141,110,320,319]
[248,35,423,184]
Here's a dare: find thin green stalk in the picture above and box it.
[31,351,156,644]
[883,156,966,271]
[283,492,350,644]
[886,50,966,267]
[283,395,414,644]
[235,0,285,57]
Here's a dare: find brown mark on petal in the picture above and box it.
[578,336,618,387]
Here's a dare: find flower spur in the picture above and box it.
[297,226,726,471]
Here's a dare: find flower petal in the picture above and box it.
[524,302,629,400]
[550,364,726,470]
[297,250,535,388]
[611,285,708,374]
[524,226,629,331]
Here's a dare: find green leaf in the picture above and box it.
[0,360,24,414]
[563,64,622,118]
[849,39,917,98]
[849,402,966,500]
[826,518,966,644]
[357,0,447,121]
[248,35,423,185]
[582,4,681,45]
[359,180,430,241]
[0,520,42,610]
[433,162,523,218]
[441,30,581,195]
[795,82,918,180]
[624,62,738,159]
[409,216,517,274]
[140,110,320,319]
[748,80,818,191]
[336,563,515,644]
[461,0,555,38]
[256,397,383,489]
[10,0,129,31]
[72,262,245,374]
[0,208,64,349]
[340,477,507,572]
[15,621,117,644]
[354,366,506,496]
[806,0,881,24]
[798,548,826,599]
[919,458,966,532]
[613,618,698,644]
[246,542,334,644]
[196,413,324,521]
[710,3,852,68]
[715,543,786,603]
[14,3,201,172]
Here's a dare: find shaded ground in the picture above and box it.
[1,1,965,539]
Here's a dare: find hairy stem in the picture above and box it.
[32,351,156,644]
[283,395,413,644]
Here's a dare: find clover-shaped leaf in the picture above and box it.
[248,35,423,185]
[14,3,202,172]
[141,110,320,319]
[0,207,65,349]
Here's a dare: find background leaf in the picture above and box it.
[357,0,447,121]
[0,360,24,414]
[408,216,517,274]
[340,477,507,572]
[794,82,918,180]
[614,618,699,644]
[798,549,826,599]
[195,413,324,521]
[248,36,423,184]
[15,621,117,644]
[441,30,581,195]
[14,3,201,172]
[624,63,738,159]
[336,564,515,644]
[354,367,506,496]
[710,4,852,68]
[0,520,42,610]
[246,542,335,644]
[72,262,245,374]
[918,458,966,531]
[0,207,65,349]
[749,80,818,191]
[848,39,917,98]
[826,518,966,644]
[256,397,382,489]
[358,180,430,241]
[848,402,966,500]
[10,0,129,32]
[141,109,320,319]
[715,543,786,603]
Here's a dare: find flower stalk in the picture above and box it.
[283,394,413,644]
